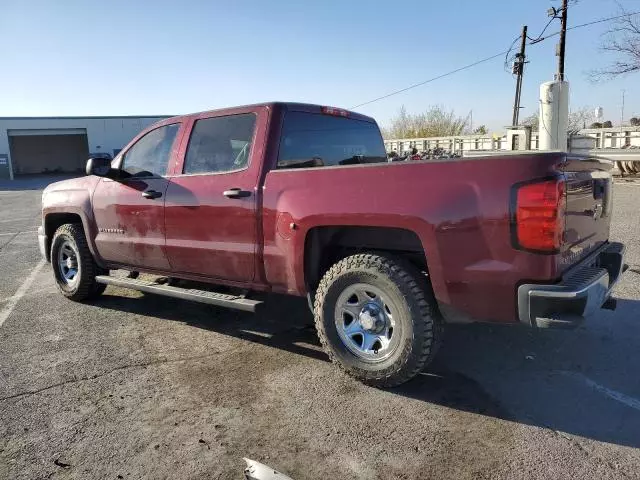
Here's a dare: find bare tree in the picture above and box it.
[385,105,469,139]
[521,113,539,131]
[591,6,640,80]
[568,107,596,133]
[520,107,594,133]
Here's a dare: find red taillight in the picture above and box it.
[321,106,349,117]
[514,178,566,252]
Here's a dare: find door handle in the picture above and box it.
[223,188,251,199]
[142,189,162,199]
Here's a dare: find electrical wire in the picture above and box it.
[527,15,558,44]
[350,51,509,109]
[350,10,640,110]
[527,10,640,45]
[504,35,523,73]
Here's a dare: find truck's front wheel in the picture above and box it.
[51,223,106,301]
[314,253,441,387]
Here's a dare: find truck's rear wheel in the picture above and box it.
[51,223,106,301]
[314,253,441,387]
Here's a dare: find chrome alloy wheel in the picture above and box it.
[57,240,80,286]
[334,283,400,362]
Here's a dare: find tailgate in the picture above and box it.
[560,155,613,271]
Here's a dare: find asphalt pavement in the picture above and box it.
[0,175,639,480]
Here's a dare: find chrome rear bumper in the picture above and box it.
[518,242,626,328]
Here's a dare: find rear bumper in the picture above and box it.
[518,242,626,328]
[38,226,49,261]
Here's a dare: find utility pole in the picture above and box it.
[557,0,568,80]
[512,25,528,126]
[621,89,625,126]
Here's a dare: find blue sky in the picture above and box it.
[2,0,639,132]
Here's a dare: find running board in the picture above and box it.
[95,275,262,312]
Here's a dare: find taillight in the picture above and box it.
[512,178,566,252]
[321,106,349,117]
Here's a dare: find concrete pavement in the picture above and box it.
[0,176,639,479]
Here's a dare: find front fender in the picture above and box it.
[42,176,104,265]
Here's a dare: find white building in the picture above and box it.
[0,116,169,179]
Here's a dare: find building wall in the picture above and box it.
[0,116,169,178]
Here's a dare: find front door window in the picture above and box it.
[121,124,180,177]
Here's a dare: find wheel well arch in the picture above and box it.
[303,226,428,293]
[43,212,83,260]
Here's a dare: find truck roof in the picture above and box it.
[165,102,377,124]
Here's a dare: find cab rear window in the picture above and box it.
[277,112,386,169]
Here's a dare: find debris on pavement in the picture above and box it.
[244,458,295,480]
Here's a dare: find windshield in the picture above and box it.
[277,112,387,169]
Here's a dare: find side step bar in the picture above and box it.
[95,275,263,312]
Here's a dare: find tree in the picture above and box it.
[520,107,595,133]
[603,120,613,128]
[630,117,640,126]
[591,5,640,80]
[590,122,603,129]
[473,125,487,135]
[568,107,596,133]
[384,105,469,138]
[521,113,539,131]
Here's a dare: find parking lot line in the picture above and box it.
[0,230,38,237]
[0,217,38,223]
[559,371,640,412]
[0,259,46,328]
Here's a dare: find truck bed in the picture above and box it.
[261,152,613,323]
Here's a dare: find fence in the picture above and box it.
[384,126,640,155]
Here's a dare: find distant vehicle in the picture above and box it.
[38,102,627,387]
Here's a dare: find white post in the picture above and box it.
[538,80,569,151]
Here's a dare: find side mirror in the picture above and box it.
[86,156,114,178]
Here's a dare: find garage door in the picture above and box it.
[9,131,89,175]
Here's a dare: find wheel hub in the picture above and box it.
[57,239,79,286]
[359,303,386,333]
[334,283,399,363]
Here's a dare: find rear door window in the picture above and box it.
[277,112,386,169]
[183,113,257,175]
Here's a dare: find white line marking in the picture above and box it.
[0,230,38,237]
[559,371,640,412]
[0,259,46,328]
[0,217,37,223]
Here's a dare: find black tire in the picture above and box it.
[51,223,106,301]
[314,253,442,387]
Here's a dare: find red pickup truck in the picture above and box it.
[39,102,626,387]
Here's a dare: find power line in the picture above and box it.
[528,15,558,44]
[504,35,523,72]
[528,10,640,44]
[350,51,509,109]
[350,10,640,110]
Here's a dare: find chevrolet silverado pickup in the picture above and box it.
[38,102,627,387]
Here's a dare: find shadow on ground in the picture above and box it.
[95,291,640,449]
